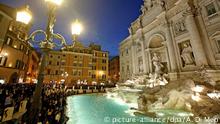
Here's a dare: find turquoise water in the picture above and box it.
[66,94,157,124]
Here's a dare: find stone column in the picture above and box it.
[148,50,153,73]
[184,10,208,66]
[164,23,178,72]
[131,41,136,75]
[145,49,151,73]
[140,41,147,73]
[195,9,216,65]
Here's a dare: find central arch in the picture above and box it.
[146,33,169,73]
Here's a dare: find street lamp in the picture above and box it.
[16,0,68,123]
[61,71,69,84]
[71,19,83,41]
[45,0,63,6]
[16,6,32,25]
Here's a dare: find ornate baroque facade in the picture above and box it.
[120,0,220,82]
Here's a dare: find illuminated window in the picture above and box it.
[61,60,66,65]
[73,69,77,76]
[0,57,7,66]
[78,70,82,76]
[20,44,24,50]
[206,3,217,16]
[6,37,12,46]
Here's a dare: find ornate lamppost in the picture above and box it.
[15,0,82,122]
[61,71,69,84]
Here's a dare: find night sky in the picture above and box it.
[0,0,143,57]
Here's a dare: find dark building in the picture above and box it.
[109,56,120,82]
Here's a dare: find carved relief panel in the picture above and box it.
[174,18,187,36]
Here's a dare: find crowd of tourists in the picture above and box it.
[0,83,67,124]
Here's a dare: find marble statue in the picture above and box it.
[152,53,163,74]
[143,0,153,10]
[181,43,195,66]
[142,0,166,13]
[139,60,144,73]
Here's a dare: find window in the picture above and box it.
[15,60,24,69]
[61,60,66,65]
[73,70,78,76]
[102,59,106,63]
[102,66,106,70]
[60,69,64,75]
[6,37,12,46]
[206,3,217,16]
[49,61,52,65]
[20,44,24,50]
[57,62,59,66]
[126,48,129,54]
[92,66,96,70]
[103,53,106,57]
[79,63,82,67]
[92,74,96,78]
[78,71,81,76]
[74,56,77,58]
[58,56,60,59]
[47,69,51,75]
[0,57,7,66]
[55,70,59,75]
[95,53,98,56]
[50,55,53,58]
[89,71,92,76]
[102,75,106,79]
[92,58,96,62]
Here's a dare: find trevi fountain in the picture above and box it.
[105,53,220,124]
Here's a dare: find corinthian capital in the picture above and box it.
[182,8,194,17]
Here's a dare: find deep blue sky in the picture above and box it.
[0,0,143,57]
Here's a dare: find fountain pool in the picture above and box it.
[66,94,158,124]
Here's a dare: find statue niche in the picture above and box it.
[138,57,144,73]
[179,41,195,67]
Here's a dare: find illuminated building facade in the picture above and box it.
[44,42,109,85]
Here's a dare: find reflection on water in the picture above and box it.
[66,94,155,124]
